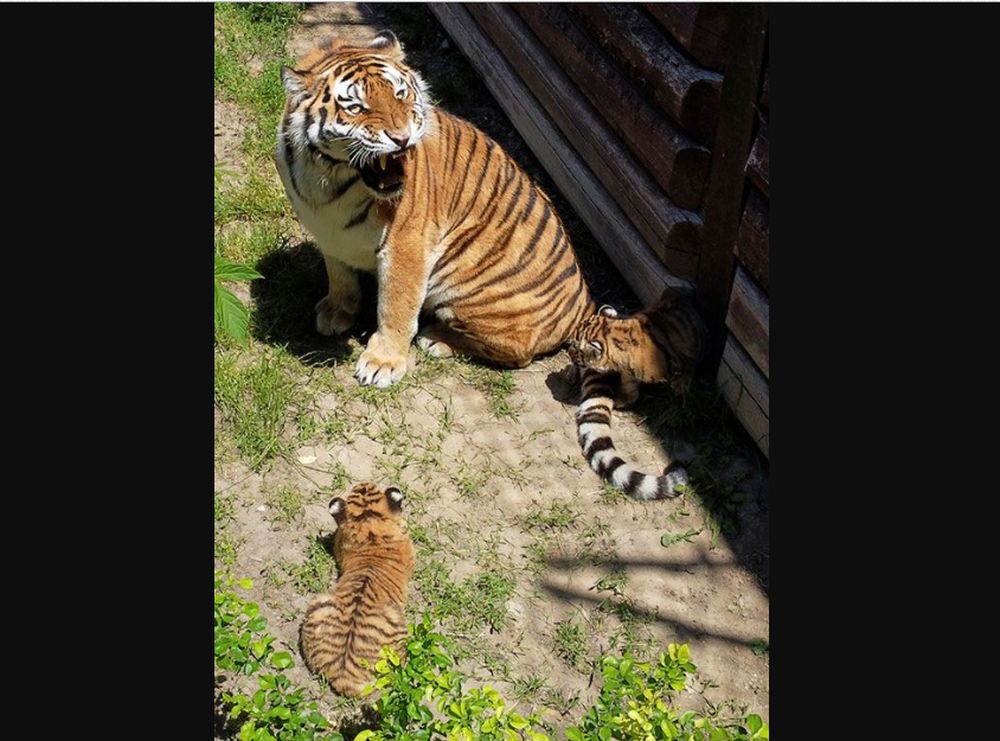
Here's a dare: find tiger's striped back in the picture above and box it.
[387,108,598,367]
[300,482,414,697]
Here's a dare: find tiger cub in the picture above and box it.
[276,32,599,388]
[567,288,708,501]
[300,482,415,697]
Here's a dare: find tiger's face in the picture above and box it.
[281,31,431,199]
[567,305,620,370]
[328,482,407,555]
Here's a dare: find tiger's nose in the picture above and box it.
[387,131,410,150]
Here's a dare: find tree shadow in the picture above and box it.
[541,578,763,650]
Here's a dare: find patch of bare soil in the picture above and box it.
[214,99,246,176]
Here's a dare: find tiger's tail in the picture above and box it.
[576,369,688,500]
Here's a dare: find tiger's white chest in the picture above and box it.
[275,142,382,273]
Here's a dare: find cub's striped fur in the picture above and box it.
[275,32,597,388]
[569,288,709,500]
[300,482,414,697]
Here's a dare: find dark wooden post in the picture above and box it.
[696,4,767,377]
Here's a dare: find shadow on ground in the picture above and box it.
[250,240,377,368]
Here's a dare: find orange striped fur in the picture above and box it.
[275,32,596,388]
[299,482,414,697]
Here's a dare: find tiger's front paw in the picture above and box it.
[315,296,357,336]
[355,334,409,388]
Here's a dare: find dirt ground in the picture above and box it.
[214,3,768,736]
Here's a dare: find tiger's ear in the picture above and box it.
[281,66,310,96]
[598,305,619,318]
[369,30,404,61]
[328,497,347,524]
[385,486,404,511]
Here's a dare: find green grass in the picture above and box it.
[214,3,304,162]
[592,567,629,598]
[510,674,548,701]
[520,501,579,531]
[460,365,518,420]
[287,536,336,594]
[268,485,305,526]
[215,170,292,226]
[597,481,628,504]
[413,560,517,633]
[215,530,244,567]
[553,620,589,671]
[449,460,492,499]
[215,491,235,523]
[214,348,311,469]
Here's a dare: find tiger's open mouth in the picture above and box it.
[359,152,406,198]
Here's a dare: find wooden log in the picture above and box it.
[747,119,769,197]
[735,187,768,294]
[644,3,730,73]
[466,3,702,266]
[428,3,696,304]
[569,2,722,146]
[695,4,768,375]
[759,68,768,111]
[512,3,711,211]
[717,336,769,458]
[725,266,768,378]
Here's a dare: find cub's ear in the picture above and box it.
[598,304,619,318]
[385,486,404,511]
[281,66,310,96]
[369,30,404,60]
[328,497,347,524]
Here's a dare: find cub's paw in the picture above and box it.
[355,334,408,388]
[416,333,455,358]
[315,296,357,336]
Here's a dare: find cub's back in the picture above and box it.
[300,483,414,697]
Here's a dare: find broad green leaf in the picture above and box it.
[271,651,294,670]
[215,282,251,342]
[215,253,263,282]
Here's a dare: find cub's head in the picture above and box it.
[328,481,407,551]
[567,305,620,370]
[281,31,431,198]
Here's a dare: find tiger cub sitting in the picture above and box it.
[567,288,708,501]
[300,482,415,697]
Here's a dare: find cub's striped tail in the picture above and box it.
[576,369,688,500]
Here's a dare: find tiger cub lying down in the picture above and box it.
[300,482,415,697]
[567,288,708,501]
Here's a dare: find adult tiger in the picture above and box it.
[274,31,597,388]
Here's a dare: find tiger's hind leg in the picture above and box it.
[415,323,461,358]
[416,322,533,368]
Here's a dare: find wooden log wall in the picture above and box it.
[428,4,769,458]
